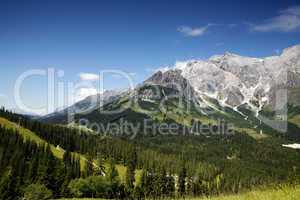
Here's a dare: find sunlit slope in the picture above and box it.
[0,117,64,159]
[0,117,141,180]
[202,186,300,200]
[0,117,87,169]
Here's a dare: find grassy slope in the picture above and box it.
[0,117,141,181]
[289,115,300,128]
[0,117,65,159]
[0,117,90,170]
[56,186,300,200]
[201,186,300,200]
[104,163,142,184]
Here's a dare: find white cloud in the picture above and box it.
[75,87,98,101]
[177,25,208,37]
[252,5,300,32]
[156,66,171,73]
[79,73,100,81]
[283,6,300,16]
[128,72,137,77]
[228,23,237,28]
[147,66,172,73]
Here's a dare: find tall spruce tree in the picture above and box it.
[125,148,137,193]
[125,162,135,191]
[106,158,119,184]
[84,155,94,177]
[178,166,187,196]
[95,153,105,176]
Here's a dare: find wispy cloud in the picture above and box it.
[252,5,300,32]
[155,66,171,73]
[146,66,171,73]
[111,72,137,79]
[228,23,237,28]
[79,73,100,81]
[128,72,137,77]
[177,25,209,37]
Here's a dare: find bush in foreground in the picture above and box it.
[24,183,53,200]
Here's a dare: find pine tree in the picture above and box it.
[0,168,16,200]
[106,158,119,184]
[94,153,105,176]
[157,166,168,198]
[106,158,120,199]
[178,166,187,196]
[84,155,94,177]
[125,162,135,191]
[139,169,147,198]
[43,145,60,197]
[125,148,137,194]
[63,150,71,168]
[166,175,175,197]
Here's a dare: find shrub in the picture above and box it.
[23,184,52,200]
[68,176,109,198]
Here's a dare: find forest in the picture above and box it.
[0,107,300,200]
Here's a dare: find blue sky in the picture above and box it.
[1,0,300,114]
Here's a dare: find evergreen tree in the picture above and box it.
[125,148,137,195]
[166,175,175,197]
[63,150,72,168]
[157,166,168,198]
[178,166,187,196]
[125,162,135,192]
[94,153,105,176]
[84,155,94,177]
[0,168,16,200]
[106,158,119,184]
[106,158,121,198]
[139,169,147,199]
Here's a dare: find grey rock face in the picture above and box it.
[144,69,195,101]
[171,44,300,111]
[223,87,245,107]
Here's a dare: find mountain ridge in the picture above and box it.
[40,44,300,140]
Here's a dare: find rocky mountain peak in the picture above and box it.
[154,44,300,113]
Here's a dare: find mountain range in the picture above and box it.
[40,44,300,141]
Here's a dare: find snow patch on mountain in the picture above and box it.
[155,44,300,116]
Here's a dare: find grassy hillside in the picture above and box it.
[0,117,65,159]
[288,105,300,128]
[0,116,140,181]
[202,186,300,200]
[0,117,97,171]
